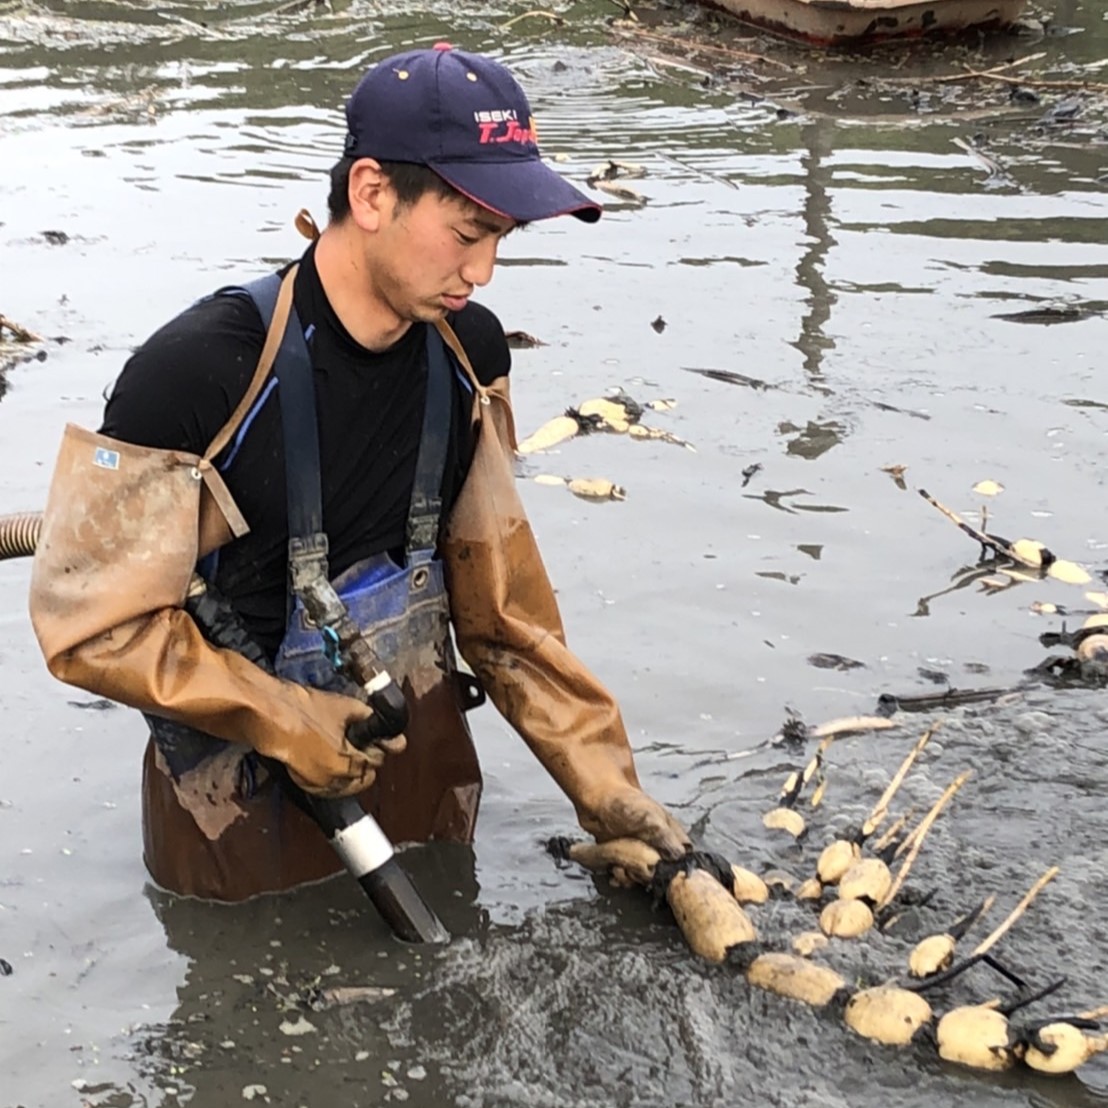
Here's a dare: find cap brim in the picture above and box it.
[429,157,601,224]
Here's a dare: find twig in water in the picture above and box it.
[953,136,1009,180]
[917,488,1033,567]
[880,52,1046,86]
[0,315,43,343]
[657,151,740,190]
[501,9,563,29]
[935,52,1046,84]
[960,69,1108,94]
[880,770,972,908]
[611,24,796,71]
[872,810,914,855]
[973,866,1060,956]
[861,724,937,839]
[605,0,639,20]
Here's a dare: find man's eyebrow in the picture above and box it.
[466,214,518,236]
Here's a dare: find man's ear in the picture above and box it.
[348,158,389,232]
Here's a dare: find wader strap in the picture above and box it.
[241,273,324,544]
[406,325,453,563]
[204,266,299,465]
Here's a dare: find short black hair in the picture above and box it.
[327,157,462,223]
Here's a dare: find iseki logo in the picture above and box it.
[473,108,537,146]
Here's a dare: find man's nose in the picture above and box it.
[460,240,497,287]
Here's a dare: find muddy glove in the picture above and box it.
[238,675,400,799]
[587,785,691,861]
[442,369,693,862]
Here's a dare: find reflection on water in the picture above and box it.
[3,2,1108,1106]
[778,417,845,460]
[793,120,837,386]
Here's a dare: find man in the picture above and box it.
[28,44,688,902]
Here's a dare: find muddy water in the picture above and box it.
[2,1,1108,1105]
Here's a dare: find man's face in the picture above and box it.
[367,185,516,325]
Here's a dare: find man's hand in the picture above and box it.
[587,785,691,861]
[282,694,406,799]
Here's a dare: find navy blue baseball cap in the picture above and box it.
[343,44,601,224]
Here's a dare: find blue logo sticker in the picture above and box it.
[93,447,120,471]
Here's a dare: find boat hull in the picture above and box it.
[707,0,1028,46]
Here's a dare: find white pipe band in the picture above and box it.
[331,815,395,877]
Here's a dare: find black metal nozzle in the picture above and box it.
[366,679,410,738]
[358,857,450,945]
[301,795,450,945]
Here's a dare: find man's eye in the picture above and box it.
[455,230,478,246]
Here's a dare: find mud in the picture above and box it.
[2,1,1108,1106]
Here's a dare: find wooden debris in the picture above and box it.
[504,330,546,348]
[627,424,695,450]
[576,397,635,432]
[0,315,43,343]
[918,488,1035,567]
[993,305,1094,325]
[881,464,908,490]
[517,390,677,454]
[587,159,647,183]
[809,716,897,740]
[567,477,626,502]
[303,985,398,1011]
[608,21,797,72]
[919,486,1094,586]
[589,179,646,205]
[533,475,626,502]
[972,479,1004,496]
[501,9,564,29]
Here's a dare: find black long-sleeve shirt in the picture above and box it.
[101,245,509,654]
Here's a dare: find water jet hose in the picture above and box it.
[0,511,40,559]
[0,511,448,944]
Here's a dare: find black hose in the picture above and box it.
[0,511,42,560]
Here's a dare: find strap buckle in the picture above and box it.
[321,625,342,671]
[406,496,442,552]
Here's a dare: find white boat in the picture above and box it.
[709,0,1028,46]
